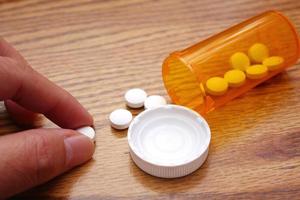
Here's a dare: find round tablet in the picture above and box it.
[76,126,96,142]
[263,56,284,71]
[128,105,211,178]
[224,69,246,87]
[248,43,269,63]
[205,77,228,96]
[125,88,147,108]
[144,95,167,110]
[109,109,133,130]
[246,64,268,79]
[230,52,250,71]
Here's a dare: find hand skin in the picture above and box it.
[0,39,95,199]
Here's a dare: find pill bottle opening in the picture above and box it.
[162,53,211,114]
[273,11,300,59]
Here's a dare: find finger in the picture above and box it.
[0,38,27,63]
[5,100,40,127]
[0,128,94,199]
[0,56,93,129]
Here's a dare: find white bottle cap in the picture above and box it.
[125,88,147,108]
[128,105,211,178]
[109,109,133,130]
[144,95,167,110]
[76,126,96,142]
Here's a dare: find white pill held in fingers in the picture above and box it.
[109,109,133,130]
[144,95,167,110]
[125,88,147,108]
[76,126,96,142]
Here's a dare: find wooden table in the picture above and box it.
[1,0,300,199]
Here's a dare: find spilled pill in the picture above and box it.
[144,95,167,109]
[125,88,147,108]
[109,109,133,130]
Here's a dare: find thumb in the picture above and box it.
[0,128,94,199]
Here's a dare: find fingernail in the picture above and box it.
[64,135,95,168]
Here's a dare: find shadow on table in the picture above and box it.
[110,126,128,138]
[129,152,211,193]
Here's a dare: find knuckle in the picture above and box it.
[0,55,30,72]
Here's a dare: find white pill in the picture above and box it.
[109,109,133,130]
[125,88,147,108]
[144,95,167,110]
[76,126,96,142]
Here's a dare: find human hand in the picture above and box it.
[0,39,95,199]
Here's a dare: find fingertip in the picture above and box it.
[84,110,94,127]
[64,134,95,169]
[54,128,95,168]
[43,93,94,129]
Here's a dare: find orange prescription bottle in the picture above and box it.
[162,11,300,115]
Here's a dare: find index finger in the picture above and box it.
[0,38,28,63]
[0,51,93,129]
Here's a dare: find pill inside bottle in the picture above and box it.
[263,56,284,71]
[224,70,246,87]
[248,43,269,63]
[246,65,268,79]
[205,77,228,96]
[230,52,250,71]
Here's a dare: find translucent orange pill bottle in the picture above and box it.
[162,11,300,115]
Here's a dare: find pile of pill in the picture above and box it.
[109,88,167,130]
[205,43,284,96]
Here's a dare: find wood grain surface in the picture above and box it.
[0,0,300,199]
